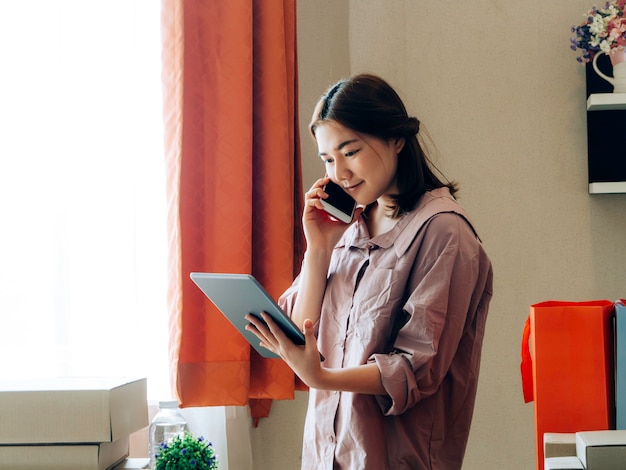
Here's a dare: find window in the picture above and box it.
[0,1,169,399]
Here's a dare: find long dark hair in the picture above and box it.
[310,74,457,217]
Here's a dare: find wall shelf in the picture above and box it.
[589,181,626,194]
[584,58,626,194]
[587,93,626,111]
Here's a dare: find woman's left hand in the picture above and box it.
[245,313,324,389]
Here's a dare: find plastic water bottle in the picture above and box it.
[148,400,188,469]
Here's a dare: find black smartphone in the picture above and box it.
[320,180,357,224]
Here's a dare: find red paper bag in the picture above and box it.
[520,300,615,470]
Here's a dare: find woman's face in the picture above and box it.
[315,121,404,207]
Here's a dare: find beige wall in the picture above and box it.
[251,1,626,468]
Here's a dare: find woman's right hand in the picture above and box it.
[302,177,362,251]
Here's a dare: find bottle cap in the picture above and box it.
[158,400,180,409]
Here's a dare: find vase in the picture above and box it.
[592,48,626,93]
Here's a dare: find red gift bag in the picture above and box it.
[520,300,615,470]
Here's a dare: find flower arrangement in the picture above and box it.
[570,1,626,62]
[154,432,219,470]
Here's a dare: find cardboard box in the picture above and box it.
[576,430,626,469]
[0,437,128,470]
[544,456,584,469]
[544,433,577,458]
[0,377,147,444]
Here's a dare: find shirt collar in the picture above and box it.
[336,187,468,257]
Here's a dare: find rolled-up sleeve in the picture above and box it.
[278,274,300,318]
[370,213,483,415]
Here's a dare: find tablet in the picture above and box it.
[189,272,304,359]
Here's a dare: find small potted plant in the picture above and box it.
[154,432,219,470]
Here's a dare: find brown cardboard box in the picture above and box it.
[0,377,147,444]
[544,433,577,458]
[0,437,129,470]
[576,430,626,470]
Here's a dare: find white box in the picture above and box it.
[544,433,577,458]
[0,377,148,444]
[0,437,129,470]
[544,456,584,469]
[113,458,150,469]
[576,430,626,469]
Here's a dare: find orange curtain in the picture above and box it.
[161,0,304,422]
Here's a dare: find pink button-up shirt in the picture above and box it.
[279,188,493,470]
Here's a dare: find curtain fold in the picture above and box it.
[161,0,304,422]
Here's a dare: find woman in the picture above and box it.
[246,74,493,469]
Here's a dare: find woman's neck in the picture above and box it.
[363,202,398,238]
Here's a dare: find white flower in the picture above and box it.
[607,5,620,17]
[589,17,607,35]
[600,39,612,53]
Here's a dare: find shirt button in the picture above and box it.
[329,435,335,443]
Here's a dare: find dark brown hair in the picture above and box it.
[310,74,457,217]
